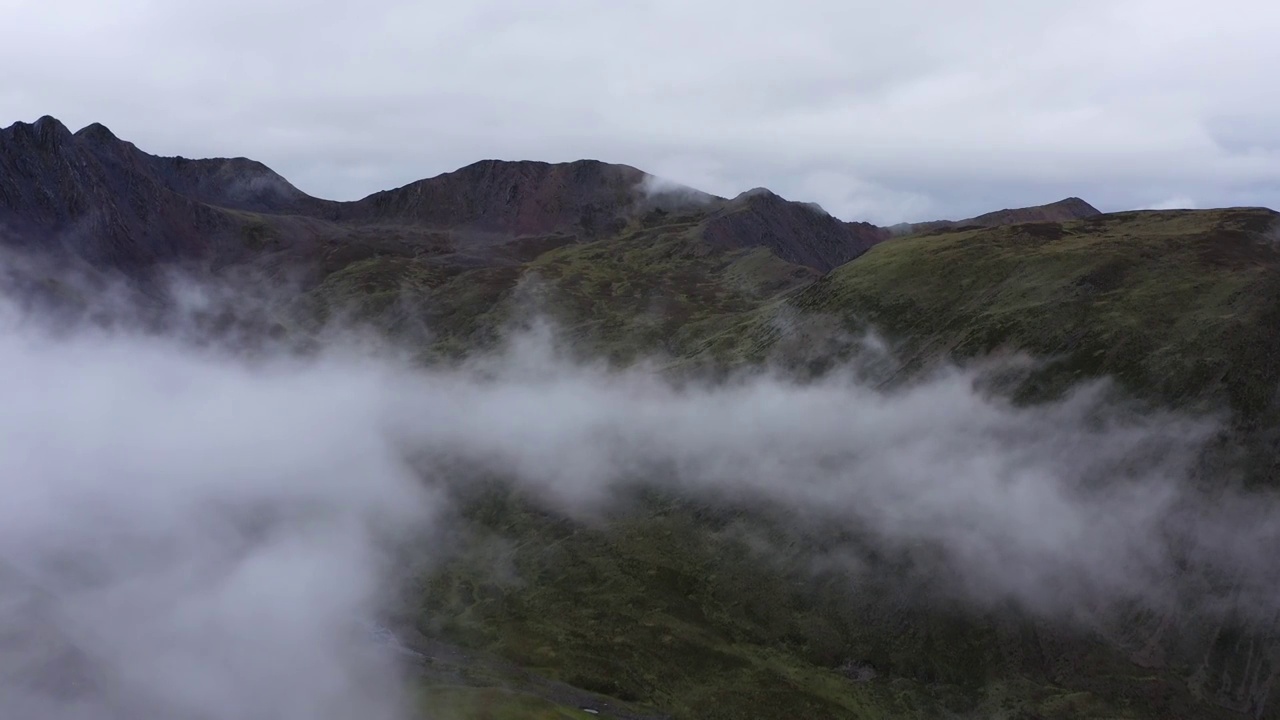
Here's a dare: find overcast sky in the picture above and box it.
[5,0,1280,224]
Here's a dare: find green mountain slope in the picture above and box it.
[297,205,1280,419]
[17,203,1280,719]
[289,208,821,365]
[792,209,1280,418]
[411,491,1246,720]
[314,207,1280,720]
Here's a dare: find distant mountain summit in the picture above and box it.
[889,196,1102,236]
[349,159,654,238]
[967,196,1100,225]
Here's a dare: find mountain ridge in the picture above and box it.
[0,116,252,270]
[1,116,1109,277]
[888,196,1103,236]
[2,117,885,274]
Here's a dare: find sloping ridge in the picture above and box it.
[0,116,254,271]
[702,188,890,272]
[348,159,652,238]
[967,196,1099,225]
[71,121,326,216]
[891,196,1102,236]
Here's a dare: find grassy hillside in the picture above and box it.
[298,206,1280,719]
[293,210,817,365]
[793,209,1280,416]
[303,206,1280,414]
[411,489,1241,720]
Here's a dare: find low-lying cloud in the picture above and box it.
[2,268,1279,717]
[0,293,439,719]
[408,326,1280,622]
[636,172,721,209]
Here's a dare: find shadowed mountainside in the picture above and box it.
[703,188,888,271]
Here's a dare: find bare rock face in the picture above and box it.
[0,116,248,273]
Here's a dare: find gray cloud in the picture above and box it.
[6,0,1280,223]
[402,325,1280,623]
[0,296,440,719]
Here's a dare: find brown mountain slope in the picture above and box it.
[345,159,654,238]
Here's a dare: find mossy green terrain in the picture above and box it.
[303,206,1280,719]
[792,209,1280,416]
[411,490,1242,720]
[296,210,816,365]
[522,214,817,363]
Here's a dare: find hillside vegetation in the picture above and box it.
[281,204,1280,720]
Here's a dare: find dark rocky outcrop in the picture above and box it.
[702,188,891,272]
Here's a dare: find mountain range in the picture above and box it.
[0,116,1098,276]
[4,115,1280,720]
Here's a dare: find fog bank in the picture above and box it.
[2,272,1279,717]
[0,301,439,719]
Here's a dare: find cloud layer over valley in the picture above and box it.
[1,271,1278,717]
